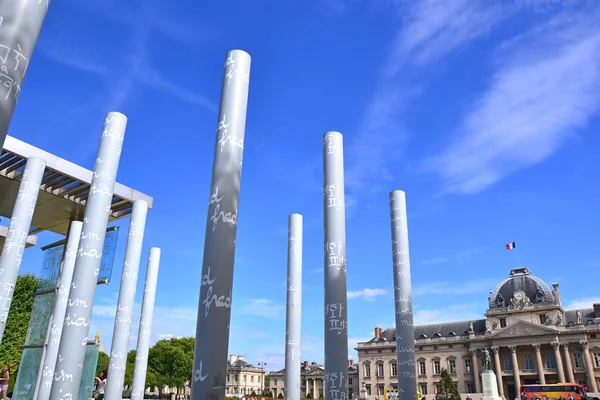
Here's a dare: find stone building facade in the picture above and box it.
[356,268,600,400]
[226,354,267,396]
[268,361,360,399]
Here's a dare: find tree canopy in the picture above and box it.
[435,369,461,400]
[0,274,38,371]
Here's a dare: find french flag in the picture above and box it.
[506,242,516,250]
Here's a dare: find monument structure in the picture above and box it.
[131,247,161,400]
[50,112,128,399]
[0,0,51,150]
[389,190,417,400]
[481,348,502,400]
[105,199,149,399]
[190,49,251,400]
[322,131,349,400]
[35,220,83,400]
[284,214,303,400]
[0,156,46,343]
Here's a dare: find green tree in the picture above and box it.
[278,393,284,399]
[96,351,109,376]
[435,369,461,400]
[252,391,257,396]
[306,393,313,399]
[124,350,136,386]
[147,338,194,395]
[0,274,38,371]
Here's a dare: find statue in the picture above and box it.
[496,293,505,307]
[544,312,553,325]
[576,310,583,324]
[508,290,533,310]
[482,348,491,371]
[556,312,563,325]
[485,319,492,332]
[469,321,474,333]
[535,289,544,303]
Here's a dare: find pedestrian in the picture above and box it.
[0,364,9,400]
[94,370,107,399]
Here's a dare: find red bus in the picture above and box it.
[520,383,589,400]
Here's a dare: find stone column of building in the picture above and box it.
[50,112,127,400]
[551,342,566,383]
[579,341,597,392]
[285,214,302,400]
[35,221,83,400]
[0,156,45,343]
[389,190,416,400]
[470,349,481,393]
[561,343,575,383]
[105,200,149,400]
[0,0,50,150]
[509,346,521,394]
[491,346,505,397]
[532,344,545,384]
[322,131,349,400]
[191,49,251,400]
[131,248,161,400]
[313,379,317,399]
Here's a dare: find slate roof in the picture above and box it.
[366,308,597,343]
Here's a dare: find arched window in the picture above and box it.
[448,332,456,337]
[567,321,575,327]
[463,331,470,336]
[419,334,427,339]
[586,319,595,325]
[433,333,441,338]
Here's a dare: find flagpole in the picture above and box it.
[515,247,521,266]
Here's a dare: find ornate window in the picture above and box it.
[573,352,583,369]
[366,385,372,395]
[377,385,385,395]
[391,362,398,376]
[448,359,456,374]
[433,360,441,375]
[464,359,472,373]
[500,318,507,328]
[587,319,595,325]
[449,332,456,337]
[593,352,600,368]
[523,354,534,370]
[364,362,371,377]
[544,353,556,369]
[503,355,513,371]
[420,334,427,339]
[419,383,428,395]
[466,383,475,394]
[376,363,384,377]
[539,314,547,325]
[419,361,427,376]
[434,333,441,338]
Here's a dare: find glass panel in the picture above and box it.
[79,344,100,400]
[12,347,43,399]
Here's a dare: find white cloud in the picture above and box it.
[237,298,285,319]
[347,288,387,301]
[413,304,485,325]
[422,6,600,194]
[421,257,448,266]
[413,278,496,296]
[563,297,600,310]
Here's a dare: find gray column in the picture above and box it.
[191,49,251,400]
[50,112,127,400]
[285,214,302,400]
[532,344,545,384]
[0,0,50,150]
[580,340,598,392]
[105,200,148,400]
[389,190,416,400]
[552,341,566,383]
[131,248,161,400]
[509,345,520,395]
[491,346,504,397]
[322,131,349,400]
[35,221,83,400]
[0,156,45,343]
[471,348,481,393]
[562,343,575,382]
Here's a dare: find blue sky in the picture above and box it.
[7,0,600,372]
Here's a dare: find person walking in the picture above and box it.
[94,370,107,400]
[0,364,10,400]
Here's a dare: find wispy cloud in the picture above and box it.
[347,288,387,300]
[237,298,285,319]
[345,0,507,199]
[413,278,496,296]
[310,268,324,274]
[421,257,448,266]
[422,5,600,194]
[563,297,600,310]
[414,304,485,325]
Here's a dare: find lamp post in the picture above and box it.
[258,362,267,394]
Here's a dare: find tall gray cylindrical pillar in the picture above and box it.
[284,214,302,400]
[105,200,148,400]
[322,131,349,400]
[191,49,251,400]
[0,0,51,150]
[0,156,45,343]
[49,112,127,400]
[130,248,161,400]
[389,190,416,400]
[35,221,83,400]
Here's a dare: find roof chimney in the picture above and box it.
[593,303,600,318]
[238,355,244,361]
[348,359,354,368]
[230,354,237,364]
[374,327,381,339]
[303,360,309,367]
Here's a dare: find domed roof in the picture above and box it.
[488,267,556,310]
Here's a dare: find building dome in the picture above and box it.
[488,267,556,310]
